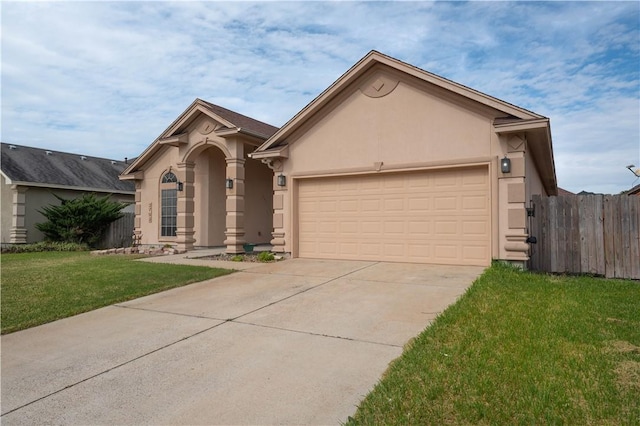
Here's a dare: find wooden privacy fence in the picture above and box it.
[101,212,134,249]
[529,194,640,279]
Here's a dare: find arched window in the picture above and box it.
[160,172,178,237]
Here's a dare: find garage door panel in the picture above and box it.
[297,167,490,266]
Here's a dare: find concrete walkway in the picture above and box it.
[1,257,484,425]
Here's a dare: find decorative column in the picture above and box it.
[500,134,528,264]
[267,159,287,253]
[175,161,196,251]
[133,181,142,245]
[224,140,246,253]
[10,185,28,244]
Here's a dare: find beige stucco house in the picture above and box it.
[122,51,557,266]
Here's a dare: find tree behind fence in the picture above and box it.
[101,212,134,249]
[529,194,640,279]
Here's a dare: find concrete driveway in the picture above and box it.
[1,258,483,425]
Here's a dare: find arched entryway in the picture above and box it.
[176,138,274,253]
[193,146,226,247]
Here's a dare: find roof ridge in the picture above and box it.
[0,142,126,163]
[197,99,279,130]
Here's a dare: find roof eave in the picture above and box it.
[5,181,135,195]
[495,118,557,195]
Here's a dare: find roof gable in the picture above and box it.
[122,99,278,176]
[255,50,544,153]
[1,143,134,193]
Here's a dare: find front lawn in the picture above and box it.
[1,251,232,334]
[348,264,640,425]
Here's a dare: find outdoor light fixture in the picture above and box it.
[526,205,535,217]
[501,156,511,174]
[277,174,286,187]
[176,181,184,192]
[225,178,234,189]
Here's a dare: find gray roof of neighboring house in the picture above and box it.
[1,142,135,193]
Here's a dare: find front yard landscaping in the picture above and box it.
[1,251,232,334]
[347,264,640,425]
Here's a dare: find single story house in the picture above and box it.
[121,51,557,267]
[1,143,135,244]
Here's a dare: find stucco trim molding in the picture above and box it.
[158,132,188,147]
[290,157,493,179]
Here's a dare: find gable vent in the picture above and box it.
[9,145,16,149]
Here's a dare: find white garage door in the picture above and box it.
[296,167,490,266]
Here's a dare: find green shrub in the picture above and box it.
[231,255,244,262]
[257,251,275,262]
[1,241,89,254]
[36,193,130,247]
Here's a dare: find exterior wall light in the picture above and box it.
[526,206,535,217]
[501,156,511,174]
[225,178,233,189]
[176,181,184,192]
[277,174,286,187]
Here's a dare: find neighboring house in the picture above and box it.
[1,143,135,244]
[122,51,557,267]
[557,187,574,196]
[627,183,640,196]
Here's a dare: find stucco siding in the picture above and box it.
[136,146,181,245]
[244,153,273,245]
[525,149,546,200]
[1,175,13,243]
[287,80,494,175]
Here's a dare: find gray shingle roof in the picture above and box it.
[1,143,135,193]
[198,99,279,138]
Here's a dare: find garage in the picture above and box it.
[296,166,491,266]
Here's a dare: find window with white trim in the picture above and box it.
[160,172,178,237]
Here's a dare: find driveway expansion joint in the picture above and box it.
[234,320,402,348]
[113,304,225,321]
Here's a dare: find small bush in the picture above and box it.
[231,255,244,262]
[36,193,130,247]
[257,251,275,262]
[1,241,89,254]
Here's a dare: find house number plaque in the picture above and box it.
[148,203,153,223]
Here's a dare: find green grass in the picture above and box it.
[1,251,233,334]
[347,263,640,425]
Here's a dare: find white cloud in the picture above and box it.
[1,1,638,193]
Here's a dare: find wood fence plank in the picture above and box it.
[537,195,548,272]
[541,195,550,272]
[630,196,640,279]
[613,196,624,278]
[549,196,558,273]
[570,196,581,273]
[555,196,566,272]
[594,195,605,276]
[604,195,616,278]
[620,196,631,279]
[578,195,589,273]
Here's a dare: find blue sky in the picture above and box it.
[1,1,639,194]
